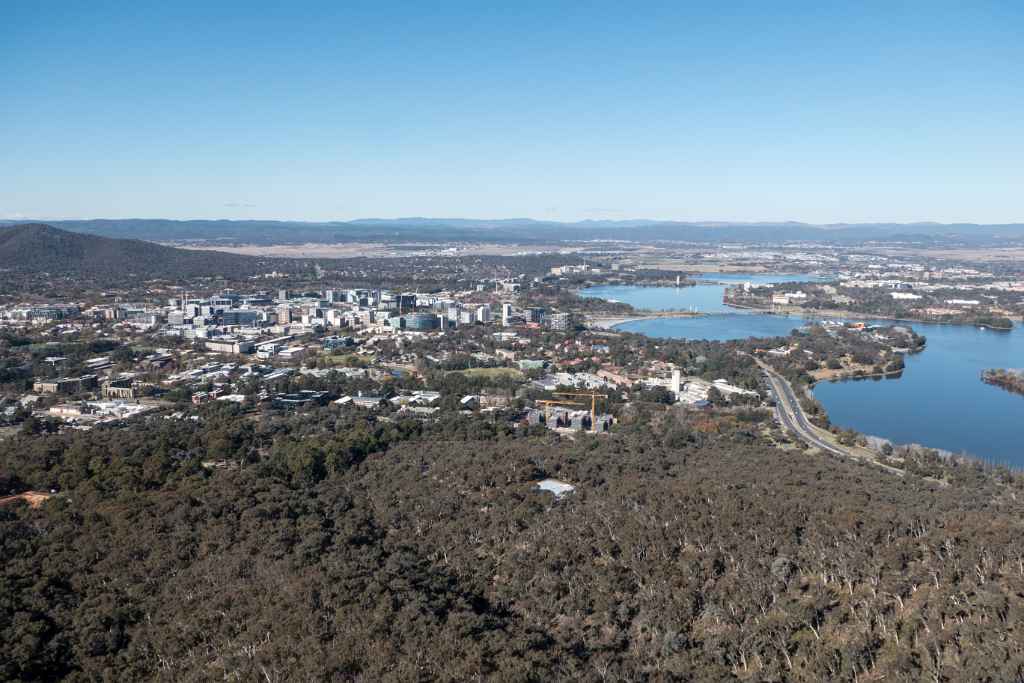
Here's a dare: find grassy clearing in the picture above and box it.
[319,353,372,367]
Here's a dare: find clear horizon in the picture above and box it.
[4,216,1024,227]
[3,2,1022,224]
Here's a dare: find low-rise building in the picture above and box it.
[32,374,98,395]
[204,338,255,354]
[273,390,329,408]
[102,376,137,400]
[335,394,386,409]
[771,292,808,306]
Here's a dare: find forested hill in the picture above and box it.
[4,403,1024,680]
[0,223,284,280]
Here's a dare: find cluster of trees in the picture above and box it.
[759,281,1020,329]
[524,285,638,316]
[972,314,1014,330]
[6,397,1024,680]
[981,368,1024,396]
[741,324,922,386]
[598,332,764,393]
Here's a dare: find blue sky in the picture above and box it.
[2,1,1022,223]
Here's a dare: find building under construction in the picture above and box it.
[523,407,613,433]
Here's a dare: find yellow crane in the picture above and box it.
[554,391,609,433]
[535,398,586,426]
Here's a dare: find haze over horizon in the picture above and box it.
[3,1,1022,224]
[5,216,1024,229]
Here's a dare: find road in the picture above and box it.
[761,366,850,457]
[760,365,906,476]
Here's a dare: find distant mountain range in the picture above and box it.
[0,223,286,280]
[1,218,1023,246]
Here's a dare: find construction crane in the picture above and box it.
[554,392,609,433]
[535,399,586,427]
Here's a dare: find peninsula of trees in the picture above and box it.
[981,368,1024,396]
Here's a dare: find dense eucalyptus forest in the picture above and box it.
[4,400,1024,681]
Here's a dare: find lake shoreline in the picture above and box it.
[581,280,1024,465]
[586,311,703,330]
[808,369,905,387]
[981,369,1024,397]
[725,301,1016,330]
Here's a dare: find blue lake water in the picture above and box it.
[583,273,819,315]
[581,279,1024,465]
[813,322,1023,464]
[696,272,821,285]
[616,314,808,342]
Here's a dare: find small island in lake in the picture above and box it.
[974,314,1015,331]
[981,368,1024,396]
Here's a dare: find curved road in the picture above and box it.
[755,359,905,475]
[761,367,849,457]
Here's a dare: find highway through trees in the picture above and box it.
[757,360,904,475]
[762,367,848,457]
